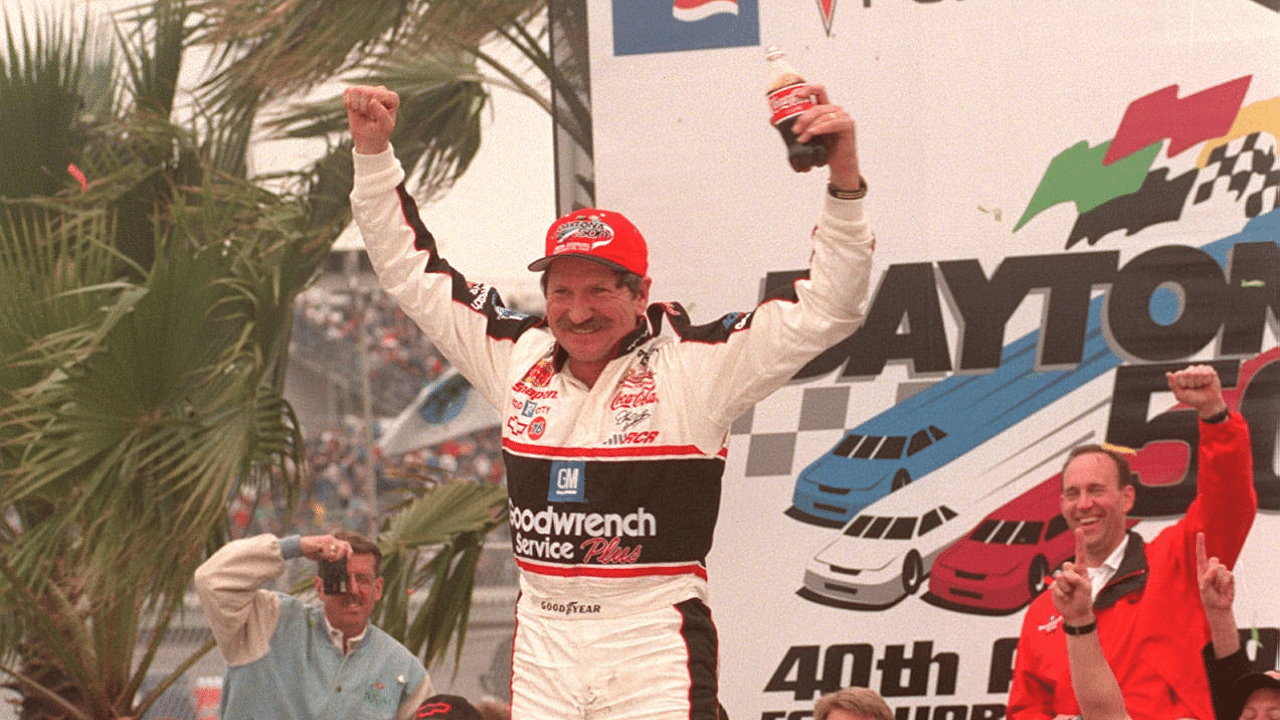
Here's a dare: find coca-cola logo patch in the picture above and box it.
[768,84,816,125]
[612,366,658,411]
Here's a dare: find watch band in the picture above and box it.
[828,178,868,200]
[1203,407,1230,424]
[1062,620,1098,636]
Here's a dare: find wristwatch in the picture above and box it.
[1063,619,1098,635]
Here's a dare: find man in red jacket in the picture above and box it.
[1007,364,1256,720]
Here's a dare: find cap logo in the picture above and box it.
[554,216,615,253]
[416,702,453,717]
[531,207,647,276]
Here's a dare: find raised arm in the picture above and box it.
[1053,529,1130,720]
[1197,531,1240,659]
[344,85,399,155]
[1167,364,1255,568]
[788,82,863,193]
[1197,531,1253,720]
[193,534,292,665]
[692,85,875,428]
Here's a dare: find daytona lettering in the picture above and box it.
[554,217,613,245]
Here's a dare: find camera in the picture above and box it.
[319,557,349,595]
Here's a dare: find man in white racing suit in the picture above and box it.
[344,83,875,720]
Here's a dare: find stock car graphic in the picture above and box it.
[812,341,1280,614]
[798,389,1113,610]
[788,299,1119,528]
[786,221,1275,529]
[798,498,962,610]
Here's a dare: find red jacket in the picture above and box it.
[1007,412,1256,720]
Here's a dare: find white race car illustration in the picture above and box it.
[799,387,1112,610]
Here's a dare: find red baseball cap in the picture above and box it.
[528,208,648,277]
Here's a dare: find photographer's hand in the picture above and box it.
[301,534,352,563]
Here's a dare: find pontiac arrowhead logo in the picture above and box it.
[816,0,837,35]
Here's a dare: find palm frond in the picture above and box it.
[0,5,117,199]
[192,0,408,97]
[375,480,508,666]
[0,202,124,383]
[113,0,190,118]
[0,161,320,720]
[190,0,574,199]
[264,53,489,199]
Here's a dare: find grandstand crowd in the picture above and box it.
[226,284,513,585]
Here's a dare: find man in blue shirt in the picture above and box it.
[194,530,432,720]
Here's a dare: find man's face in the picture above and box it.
[1060,452,1134,565]
[544,257,649,375]
[1241,687,1280,720]
[314,552,383,638]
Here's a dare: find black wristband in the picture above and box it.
[1203,408,1229,424]
[1063,620,1098,636]
[828,178,868,200]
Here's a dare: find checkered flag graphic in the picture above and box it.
[1194,131,1280,217]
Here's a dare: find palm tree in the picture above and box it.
[0,2,506,718]
[191,0,592,206]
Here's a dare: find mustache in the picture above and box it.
[556,318,606,333]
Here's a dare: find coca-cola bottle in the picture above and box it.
[766,45,828,172]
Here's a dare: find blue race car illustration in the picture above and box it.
[789,300,1119,528]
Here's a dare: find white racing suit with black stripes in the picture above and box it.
[351,147,875,720]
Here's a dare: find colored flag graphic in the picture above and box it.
[1103,77,1250,165]
[1016,75,1280,233]
[673,0,738,22]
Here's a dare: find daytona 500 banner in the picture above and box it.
[584,2,1280,719]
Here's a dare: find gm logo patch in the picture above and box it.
[613,0,759,56]
[548,461,586,503]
